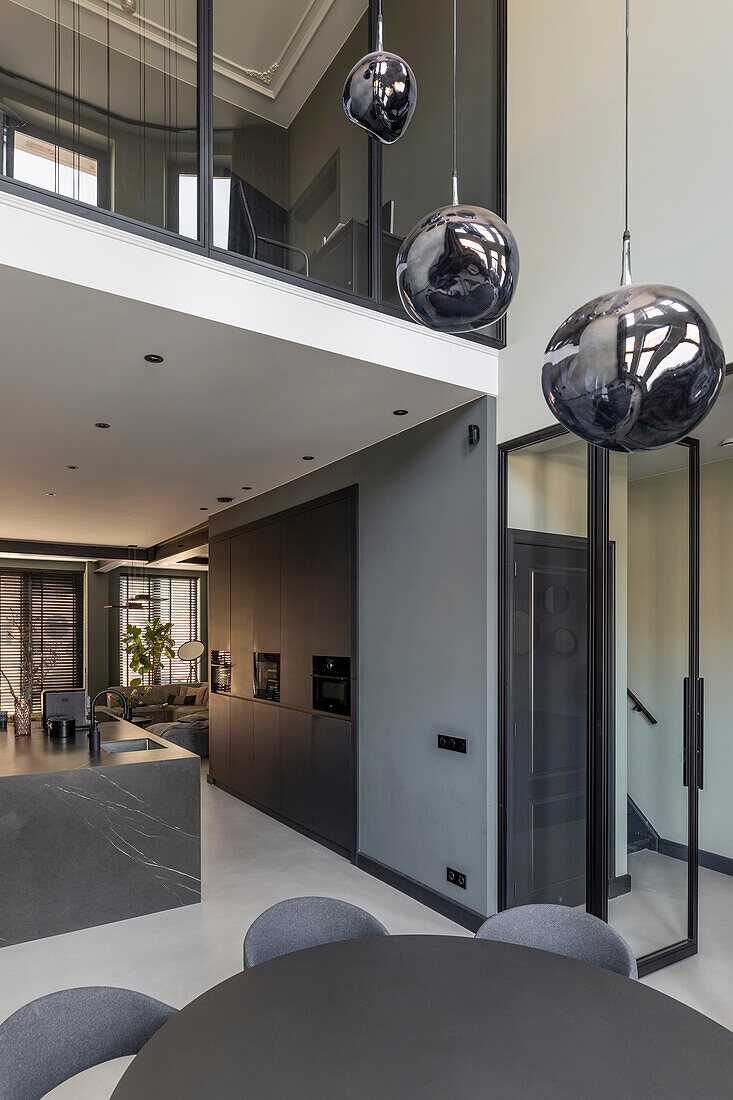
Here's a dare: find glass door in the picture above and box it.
[606,439,700,973]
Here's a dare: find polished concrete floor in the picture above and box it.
[1,773,731,1097]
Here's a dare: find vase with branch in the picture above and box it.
[0,616,59,737]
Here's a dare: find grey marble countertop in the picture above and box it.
[0,711,197,778]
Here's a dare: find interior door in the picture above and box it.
[507,531,589,908]
[607,440,700,973]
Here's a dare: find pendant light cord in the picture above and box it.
[377,0,383,53]
[621,0,632,284]
[451,0,459,205]
[624,0,629,234]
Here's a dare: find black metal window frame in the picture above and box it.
[0,0,507,351]
[498,425,700,979]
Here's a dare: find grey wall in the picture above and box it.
[210,398,497,917]
[500,0,733,442]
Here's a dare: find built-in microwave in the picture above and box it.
[312,656,351,717]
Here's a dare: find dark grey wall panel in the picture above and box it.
[209,691,231,787]
[280,510,314,709]
[253,702,281,812]
[210,398,496,916]
[230,696,254,800]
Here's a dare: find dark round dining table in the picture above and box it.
[112,935,733,1098]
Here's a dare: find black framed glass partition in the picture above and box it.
[0,0,505,345]
[210,2,369,293]
[0,0,198,234]
[502,432,589,910]
[500,428,701,977]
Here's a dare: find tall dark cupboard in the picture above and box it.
[208,488,356,856]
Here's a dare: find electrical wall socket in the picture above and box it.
[446,866,467,889]
[438,734,467,754]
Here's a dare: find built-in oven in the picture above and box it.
[253,652,280,701]
[312,656,351,717]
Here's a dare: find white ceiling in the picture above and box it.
[4,0,367,127]
[0,263,480,548]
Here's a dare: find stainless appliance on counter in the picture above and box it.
[41,689,89,732]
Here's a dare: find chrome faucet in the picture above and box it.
[88,689,131,754]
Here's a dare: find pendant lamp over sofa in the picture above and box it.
[395,0,518,334]
[342,0,417,144]
[541,0,724,452]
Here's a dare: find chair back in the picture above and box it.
[0,986,177,1100]
[475,903,638,978]
[244,896,389,968]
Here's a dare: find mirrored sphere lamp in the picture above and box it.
[342,13,416,144]
[396,200,519,333]
[542,283,725,452]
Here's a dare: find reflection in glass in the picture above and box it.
[212,2,369,293]
[608,448,690,958]
[506,436,588,910]
[0,0,198,233]
[381,0,500,334]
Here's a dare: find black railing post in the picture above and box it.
[587,444,609,921]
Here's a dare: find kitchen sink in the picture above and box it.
[100,738,165,753]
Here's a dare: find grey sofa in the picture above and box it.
[106,683,209,726]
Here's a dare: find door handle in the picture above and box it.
[696,677,704,791]
[683,677,690,788]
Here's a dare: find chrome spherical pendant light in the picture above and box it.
[541,1,724,452]
[343,3,416,145]
[396,0,518,333]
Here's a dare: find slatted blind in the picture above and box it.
[0,569,84,713]
[119,574,200,686]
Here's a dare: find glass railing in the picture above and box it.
[0,0,503,344]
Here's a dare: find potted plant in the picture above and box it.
[121,617,176,691]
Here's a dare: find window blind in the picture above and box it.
[0,569,84,713]
[119,574,200,686]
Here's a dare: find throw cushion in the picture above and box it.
[183,695,197,706]
[193,685,207,706]
[167,694,178,705]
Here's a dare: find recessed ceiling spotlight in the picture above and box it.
[722,438,733,447]
[302,455,314,461]
[217,496,234,503]
[94,422,110,429]
[66,465,79,470]
[393,409,409,416]
[46,491,56,497]
[199,506,208,511]
[144,353,164,364]
[241,486,252,491]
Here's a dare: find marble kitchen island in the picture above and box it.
[0,712,201,947]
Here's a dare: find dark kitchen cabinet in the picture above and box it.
[280,708,313,830]
[230,531,255,697]
[208,539,230,652]
[209,691,231,787]
[251,523,281,655]
[253,702,280,812]
[230,696,254,800]
[280,510,313,709]
[312,714,352,850]
[312,497,353,657]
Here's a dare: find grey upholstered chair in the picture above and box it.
[475,903,638,978]
[243,896,389,968]
[0,985,177,1100]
